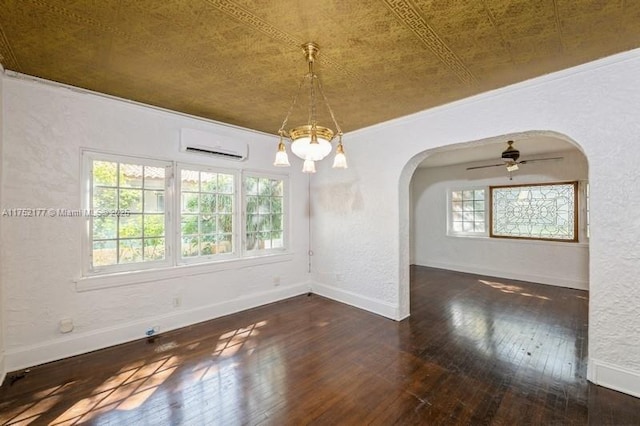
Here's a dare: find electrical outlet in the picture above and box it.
[173,297,181,308]
[273,276,281,286]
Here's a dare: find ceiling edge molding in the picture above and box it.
[382,0,478,85]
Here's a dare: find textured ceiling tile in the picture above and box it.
[1,0,640,133]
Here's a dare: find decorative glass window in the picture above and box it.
[244,174,287,252]
[490,182,578,241]
[88,154,170,273]
[450,189,486,235]
[179,166,236,260]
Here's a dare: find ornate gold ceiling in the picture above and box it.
[1,0,639,134]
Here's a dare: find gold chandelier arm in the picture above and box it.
[278,73,309,136]
[315,75,343,137]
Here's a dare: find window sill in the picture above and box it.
[446,234,589,248]
[75,252,295,292]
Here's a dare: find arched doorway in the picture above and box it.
[397,131,589,319]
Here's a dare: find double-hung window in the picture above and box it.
[85,153,172,274]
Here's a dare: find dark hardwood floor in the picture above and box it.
[1,266,639,425]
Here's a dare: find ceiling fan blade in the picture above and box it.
[518,157,563,165]
[466,163,505,170]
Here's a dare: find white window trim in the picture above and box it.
[447,186,489,237]
[82,151,292,281]
[82,151,174,276]
[241,170,290,256]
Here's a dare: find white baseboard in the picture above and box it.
[588,358,640,398]
[4,282,310,372]
[414,260,589,290]
[312,281,399,320]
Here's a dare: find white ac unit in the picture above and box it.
[180,128,248,161]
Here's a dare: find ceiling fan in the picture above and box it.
[466,140,563,178]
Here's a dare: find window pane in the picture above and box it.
[144,190,164,213]
[119,215,142,238]
[218,214,233,233]
[143,167,165,190]
[93,161,117,186]
[219,174,234,194]
[119,239,143,263]
[120,164,143,188]
[119,189,142,212]
[93,240,117,266]
[201,216,215,234]
[245,176,258,195]
[94,216,117,240]
[94,188,117,210]
[201,172,218,192]
[181,215,199,236]
[144,214,164,237]
[144,238,165,260]
[181,170,199,192]
[182,193,199,213]
[200,194,216,214]
[218,195,233,213]
[217,234,233,254]
[450,189,486,235]
[182,236,199,257]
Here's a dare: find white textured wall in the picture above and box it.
[1,75,311,370]
[311,49,640,396]
[411,149,589,290]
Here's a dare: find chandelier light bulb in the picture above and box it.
[273,139,290,167]
[302,159,316,173]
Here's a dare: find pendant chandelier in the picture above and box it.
[273,42,347,173]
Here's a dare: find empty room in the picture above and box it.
[1,1,640,424]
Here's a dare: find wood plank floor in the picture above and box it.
[1,266,639,425]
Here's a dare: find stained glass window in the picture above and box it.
[490,182,577,241]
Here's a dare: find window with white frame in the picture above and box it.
[244,174,286,252]
[87,154,171,273]
[179,166,236,261]
[83,151,289,276]
[449,189,486,235]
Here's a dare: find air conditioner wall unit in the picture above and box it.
[180,128,248,161]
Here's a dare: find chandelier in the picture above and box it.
[273,42,347,173]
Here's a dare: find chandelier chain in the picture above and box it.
[316,76,343,136]
[278,73,308,135]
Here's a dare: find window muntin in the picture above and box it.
[490,182,578,241]
[244,175,286,252]
[89,156,171,273]
[84,152,290,277]
[179,167,236,261]
[450,189,486,235]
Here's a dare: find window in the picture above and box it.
[87,154,171,273]
[449,189,486,235]
[83,151,289,277]
[244,174,286,252]
[490,182,577,241]
[179,166,236,261]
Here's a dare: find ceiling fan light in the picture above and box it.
[506,163,519,172]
